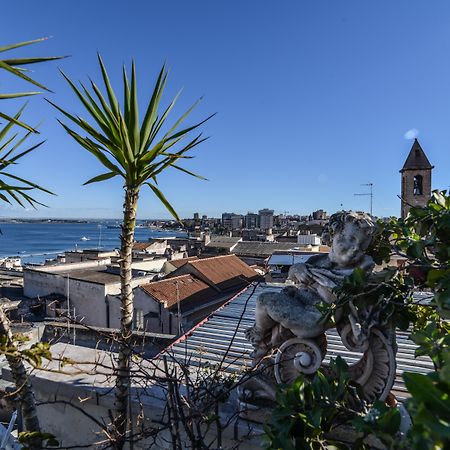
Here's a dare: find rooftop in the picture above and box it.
[168,283,434,401]
[132,242,153,251]
[232,241,299,258]
[401,138,434,172]
[206,236,242,249]
[267,253,315,266]
[141,274,218,310]
[59,268,122,285]
[168,256,199,269]
[26,265,122,285]
[183,254,259,291]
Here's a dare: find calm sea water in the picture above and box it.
[0,222,185,264]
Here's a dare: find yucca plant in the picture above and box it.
[0,38,60,448]
[1,37,63,131]
[50,55,212,448]
[0,105,53,207]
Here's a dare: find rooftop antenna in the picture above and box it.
[354,183,374,216]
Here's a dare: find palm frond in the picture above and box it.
[1,37,65,131]
[0,110,54,207]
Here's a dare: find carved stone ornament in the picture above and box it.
[238,211,397,422]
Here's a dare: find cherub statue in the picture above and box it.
[245,211,375,359]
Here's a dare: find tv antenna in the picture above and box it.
[354,183,374,216]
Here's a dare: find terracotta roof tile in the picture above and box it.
[186,254,259,291]
[133,242,152,251]
[169,256,198,269]
[140,274,217,310]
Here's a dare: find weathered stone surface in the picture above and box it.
[239,211,398,420]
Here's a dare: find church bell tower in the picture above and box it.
[400,139,433,219]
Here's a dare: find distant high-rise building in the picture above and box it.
[258,208,274,231]
[202,215,207,220]
[400,139,433,219]
[222,212,233,229]
[231,214,243,230]
[245,212,259,229]
[222,213,243,230]
[193,212,200,220]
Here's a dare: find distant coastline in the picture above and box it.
[0,219,91,224]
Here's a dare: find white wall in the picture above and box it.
[108,287,172,333]
[131,258,167,273]
[24,269,109,327]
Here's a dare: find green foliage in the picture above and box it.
[352,401,401,448]
[0,108,54,207]
[263,358,367,450]
[21,342,52,367]
[0,334,52,367]
[0,38,58,207]
[50,55,213,220]
[0,37,63,131]
[402,365,450,449]
[19,430,59,448]
[328,266,414,332]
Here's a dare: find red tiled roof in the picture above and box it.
[186,254,259,291]
[133,242,152,251]
[140,274,217,310]
[169,256,198,269]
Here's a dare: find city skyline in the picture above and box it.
[2,2,450,219]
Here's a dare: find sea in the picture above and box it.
[0,221,186,264]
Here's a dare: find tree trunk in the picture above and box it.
[113,187,139,449]
[0,306,42,449]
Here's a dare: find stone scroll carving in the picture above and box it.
[239,211,397,421]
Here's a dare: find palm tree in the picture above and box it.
[1,37,63,131]
[50,55,212,448]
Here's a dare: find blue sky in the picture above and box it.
[1,1,450,219]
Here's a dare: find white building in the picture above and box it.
[297,233,321,246]
[23,261,155,328]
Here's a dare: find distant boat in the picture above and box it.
[80,236,90,241]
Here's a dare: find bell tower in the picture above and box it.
[400,139,433,218]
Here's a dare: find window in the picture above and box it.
[413,175,423,196]
[133,308,144,330]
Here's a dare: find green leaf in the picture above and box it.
[83,171,117,185]
[147,183,180,222]
[404,372,450,415]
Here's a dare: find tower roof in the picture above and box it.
[400,139,433,172]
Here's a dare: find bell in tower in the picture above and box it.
[400,139,433,218]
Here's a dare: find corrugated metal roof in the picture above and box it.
[268,254,313,266]
[169,283,434,402]
[233,242,297,257]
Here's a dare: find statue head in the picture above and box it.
[322,211,375,267]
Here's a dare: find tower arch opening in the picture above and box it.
[413,174,423,196]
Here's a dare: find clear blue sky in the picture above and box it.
[2,1,450,219]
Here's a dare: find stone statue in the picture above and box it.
[239,211,397,421]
